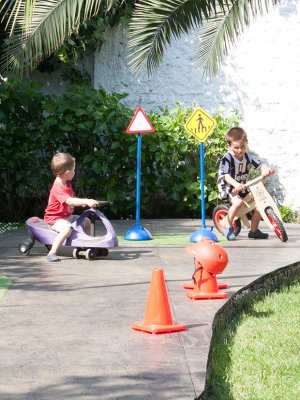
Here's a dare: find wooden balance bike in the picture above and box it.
[213,170,288,242]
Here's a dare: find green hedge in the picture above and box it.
[0,80,238,221]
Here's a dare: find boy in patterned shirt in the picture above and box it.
[217,127,270,241]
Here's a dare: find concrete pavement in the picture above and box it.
[0,219,299,400]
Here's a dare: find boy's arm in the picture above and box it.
[65,197,98,208]
[224,175,246,192]
[260,164,271,177]
[250,153,270,177]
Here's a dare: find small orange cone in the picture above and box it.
[185,265,228,300]
[185,240,228,300]
[132,268,186,334]
[182,281,228,290]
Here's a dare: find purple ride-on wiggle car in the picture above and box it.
[19,201,118,260]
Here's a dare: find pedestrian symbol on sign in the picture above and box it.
[197,113,207,133]
[184,107,216,142]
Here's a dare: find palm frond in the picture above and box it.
[128,0,225,76]
[195,0,281,78]
[0,0,114,78]
[128,0,282,77]
[0,0,36,35]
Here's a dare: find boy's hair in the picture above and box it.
[51,153,75,176]
[226,127,248,145]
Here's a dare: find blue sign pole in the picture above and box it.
[189,142,218,243]
[135,133,142,226]
[199,142,206,229]
[124,133,152,240]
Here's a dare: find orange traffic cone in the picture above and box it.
[132,268,186,334]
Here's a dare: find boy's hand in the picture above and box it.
[234,183,246,193]
[261,164,271,177]
[86,199,98,208]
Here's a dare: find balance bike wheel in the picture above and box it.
[213,205,241,236]
[265,207,288,242]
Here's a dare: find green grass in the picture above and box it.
[117,232,224,245]
[206,283,300,400]
[117,232,193,246]
[0,276,12,304]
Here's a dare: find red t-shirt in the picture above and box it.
[44,180,75,224]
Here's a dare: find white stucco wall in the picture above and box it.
[94,0,300,211]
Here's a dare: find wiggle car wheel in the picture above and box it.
[97,248,109,257]
[19,237,35,256]
[19,245,30,256]
[265,207,288,242]
[85,248,97,260]
[73,248,81,259]
[213,205,241,236]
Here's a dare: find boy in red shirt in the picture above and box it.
[44,153,98,262]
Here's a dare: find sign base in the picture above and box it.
[190,228,218,243]
[124,225,152,241]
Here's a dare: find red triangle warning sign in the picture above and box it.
[126,107,155,134]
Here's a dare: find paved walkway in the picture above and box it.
[0,219,299,400]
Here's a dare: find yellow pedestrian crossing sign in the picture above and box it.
[184,107,217,142]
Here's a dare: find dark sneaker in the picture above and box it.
[225,227,236,241]
[47,253,60,262]
[248,229,269,239]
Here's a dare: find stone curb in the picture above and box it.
[198,261,300,399]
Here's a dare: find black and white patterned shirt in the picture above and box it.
[217,151,262,200]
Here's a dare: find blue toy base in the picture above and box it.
[124,225,152,241]
[190,228,218,243]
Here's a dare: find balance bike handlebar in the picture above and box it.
[232,169,275,194]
